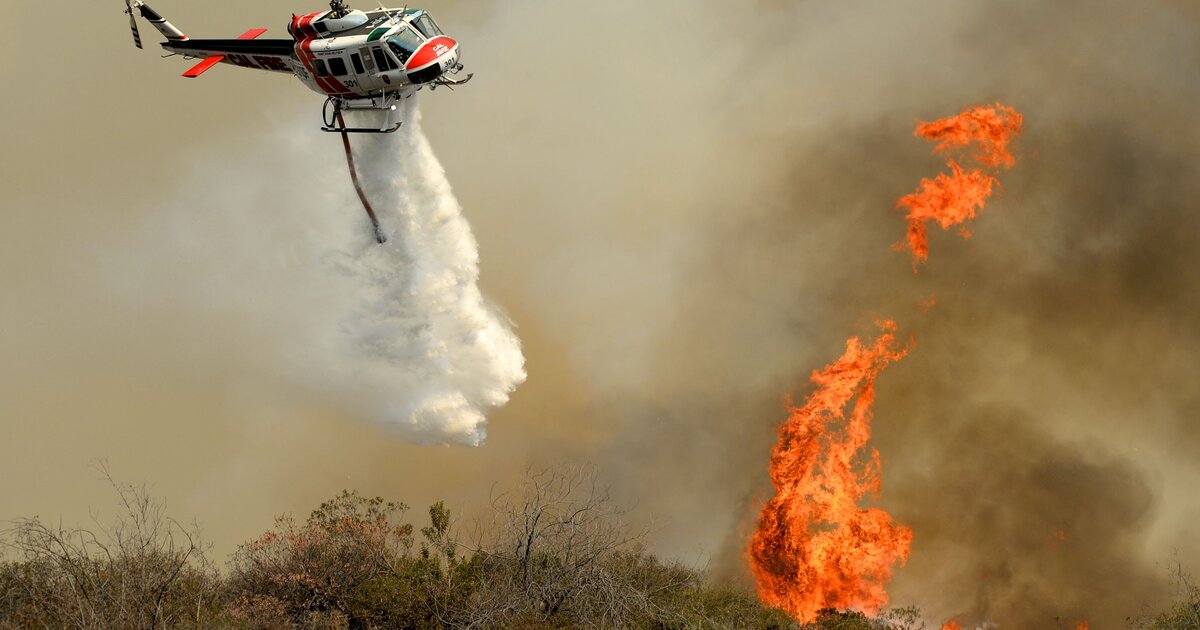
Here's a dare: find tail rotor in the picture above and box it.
[125,0,143,49]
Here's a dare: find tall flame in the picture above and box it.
[749,321,912,621]
[897,103,1023,267]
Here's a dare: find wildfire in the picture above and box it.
[897,103,1023,268]
[939,622,964,630]
[748,321,912,621]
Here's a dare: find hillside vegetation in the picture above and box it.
[1,466,1195,629]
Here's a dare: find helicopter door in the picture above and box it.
[350,49,379,91]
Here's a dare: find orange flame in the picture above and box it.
[897,103,1023,268]
[916,103,1023,168]
[939,622,964,630]
[1075,622,1089,630]
[749,321,912,621]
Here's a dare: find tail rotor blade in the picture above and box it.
[126,0,143,49]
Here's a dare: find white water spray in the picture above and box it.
[118,98,525,446]
[319,99,526,445]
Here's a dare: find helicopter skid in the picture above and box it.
[320,123,402,134]
[321,95,404,134]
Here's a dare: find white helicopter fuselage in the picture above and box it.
[139,3,465,107]
[285,9,463,101]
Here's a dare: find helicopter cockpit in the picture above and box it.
[385,25,423,64]
[384,12,446,63]
[382,11,458,84]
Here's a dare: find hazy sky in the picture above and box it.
[2,0,1198,626]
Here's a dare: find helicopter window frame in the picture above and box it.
[350,52,365,75]
[312,58,330,77]
[328,57,349,77]
[412,14,443,38]
[359,47,376,73]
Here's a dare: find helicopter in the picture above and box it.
[124,0,471,133]
[123,0,474,243]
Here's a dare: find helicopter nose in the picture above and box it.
[406,36,459,84]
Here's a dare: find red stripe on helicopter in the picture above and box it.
[303,47,332,93]
[291,12,355,96]
[405,36,457,72]
[322,68,352,94]
[290,11,323,39]
[294,14,335,94]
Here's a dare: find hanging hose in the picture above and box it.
[335,109,388,244]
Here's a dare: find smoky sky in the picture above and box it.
[1,0,1198,627]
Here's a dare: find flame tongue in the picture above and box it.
[749,321,912,621]
[897,103,1023,268]
[899,162,996,264]
[915,103,1023,168]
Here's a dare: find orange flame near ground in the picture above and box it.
[749,321,912,621]
[898,103,1023,267]
[939,622,964,630]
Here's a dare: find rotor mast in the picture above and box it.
[328,0,352,18]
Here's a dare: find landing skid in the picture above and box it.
[320,96,403,134]
[322,124,401,134]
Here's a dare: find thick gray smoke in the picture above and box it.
[426,0,1200,626]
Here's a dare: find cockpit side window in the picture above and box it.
[386,25,424,63]
[413,14,443,38]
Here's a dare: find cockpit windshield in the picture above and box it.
[412,13,444,38]
[385,25,424,63]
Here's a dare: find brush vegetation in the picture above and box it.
[0,466,1194,629]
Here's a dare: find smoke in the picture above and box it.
[111,99,525,447]
[424,0,1200,625]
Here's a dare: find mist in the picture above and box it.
[2,0,1198,626]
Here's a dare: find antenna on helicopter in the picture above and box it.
[372,0,401,21]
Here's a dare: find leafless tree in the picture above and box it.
[0,462,218,629]
[1131,558,1200,630]
[433,465,700,629]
